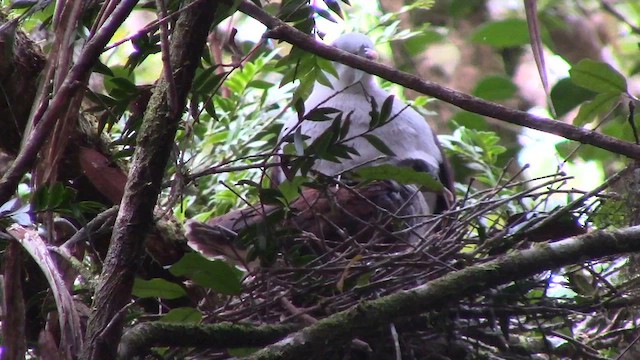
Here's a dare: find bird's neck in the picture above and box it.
[329,65,376,93]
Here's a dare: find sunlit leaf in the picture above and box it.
[569,59,627,94]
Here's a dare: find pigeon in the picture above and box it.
[275,32,454,215]
[185,33,456,264]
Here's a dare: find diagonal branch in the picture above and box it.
[237,0,640,160]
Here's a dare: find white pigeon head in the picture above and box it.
[330,32,378,89]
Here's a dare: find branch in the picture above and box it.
[244,225,640,359]
[601,0,640,35]
[118,322,298,359]
[0,0,139,206]
[237,1,640,160]
[1,241,26,359]
[80,1,219,359]
[7,225,83,355]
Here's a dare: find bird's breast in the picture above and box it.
[292,91,442,177]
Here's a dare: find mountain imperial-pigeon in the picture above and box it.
[274,32,455,217]
[185,33,455,267]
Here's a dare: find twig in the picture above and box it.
[601,1,640,35]
[60,206,119,250]
[390,323,401,360]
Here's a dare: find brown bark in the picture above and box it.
[2,241,27,360]
[0,21,46,156]
[80,1,220,358]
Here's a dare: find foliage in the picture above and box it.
[1,0,640,359]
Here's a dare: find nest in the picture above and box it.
[182,172,630,359]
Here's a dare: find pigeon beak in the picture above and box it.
[363,48,378,61]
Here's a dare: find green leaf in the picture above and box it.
[47,182,67,209]
[403,30,444,57]
[277,176,305,203]
[550,78,597,117]
[569,59,627,94]
[472,75,518,101]
[213,0,242,26]
[75,201,106,215]
[160,307,202,324]
[280,0,310,21]
[106,77,138,96]
[293,71,315,101]
[92,60,114,77]
[306,117,343,161]
[323,0,344,19]
[33,186,49,211]
[379,95,395,123]
[293,127,305,155]
[471,19,530,48]
[293,98,305,119]
[304,107,341,121]
[339,111,352,139]
[317,57,338,79]
[170,253,243,295]
[449,112,489,131]
[329,143,358,159]
[197,71,229,96]
[363,134,395,156]
[132,278,186,299]
[293,16,314,34]
[193,67,216,92]
[368,96,381,129]
[352,164,444,191]
[573,92,620,125]
[32,183,77,212]
[315,7,338,23]
[259,188,285,205]
[314,68,333,88]
[247,80,274,90]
